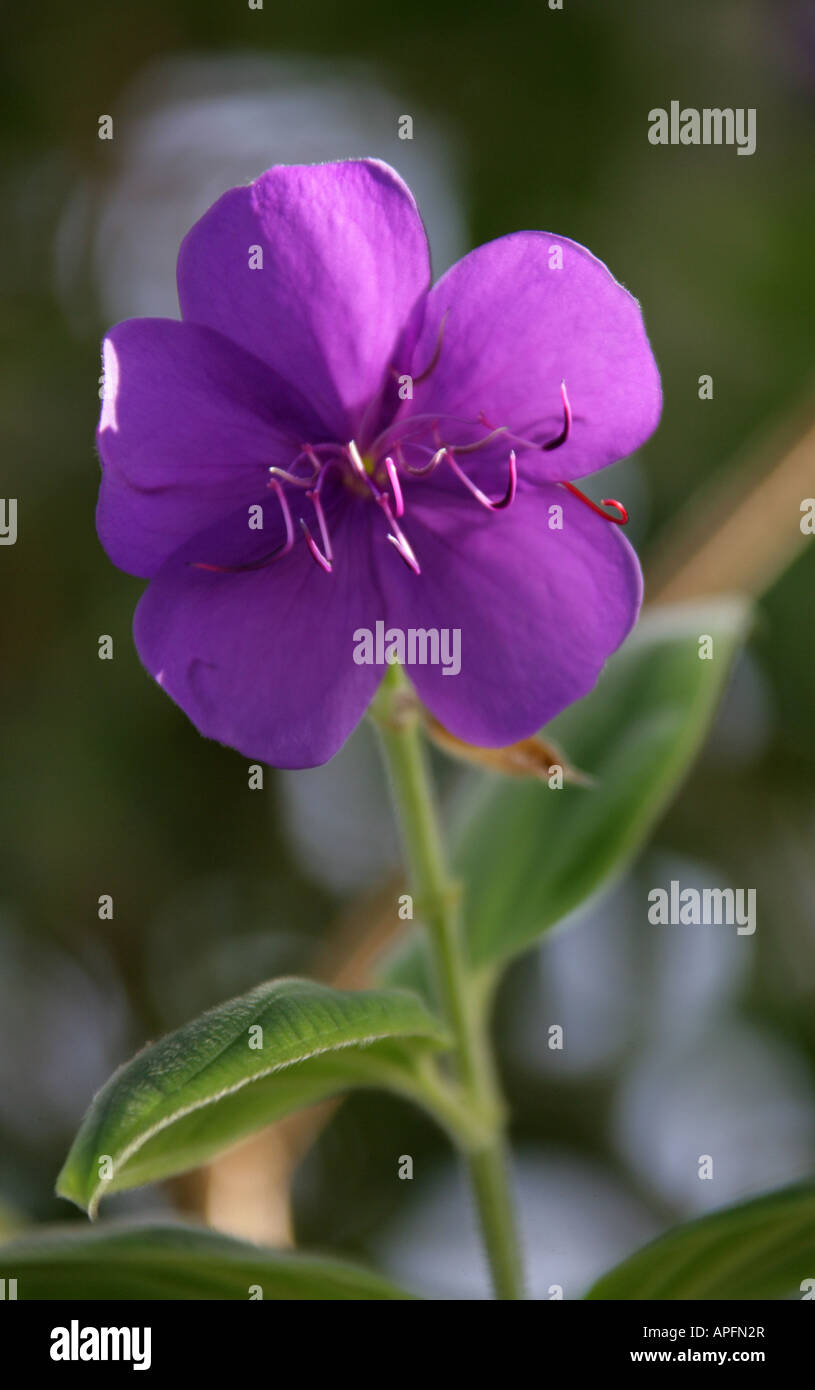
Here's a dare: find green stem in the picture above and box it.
[370,667,524,1300]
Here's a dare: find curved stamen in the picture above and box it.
[445,426,509,455]
[542,380,572,451]
[492,450,517,510]
[301,444,330,473]
[430,446,518,512]
[369,410,479,462]
[300,522,332,571]
[268,465,314,489]
[299,487,334,572]
[399,444,440,478]
[191,479,294,573]
[411,310,448,385]
[496,380,574,454]
[269,442,341,490]
[269,479,295,553]
[561,481,628,525]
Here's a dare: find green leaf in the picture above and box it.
[0,1222,416,1300]
[586,1182,815,1300]
[445,598,749,974]
[57,978,448,1216]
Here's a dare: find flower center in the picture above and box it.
[191,381,627,579]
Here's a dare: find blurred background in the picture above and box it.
[1,0,814,1297]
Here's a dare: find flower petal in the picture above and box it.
[96,318,320,578]
[406,232,661,482]
[376,481,643,746]
[177,159,432,440]
[133,501,384,769]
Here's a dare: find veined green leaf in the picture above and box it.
[57,978,447,1215]
[587,1181,815,1300]
[0,1222,416,1300]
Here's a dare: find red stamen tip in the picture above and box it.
[601,498,629,524]
[561,480,629,525]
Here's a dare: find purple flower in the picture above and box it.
[97,159,660,768]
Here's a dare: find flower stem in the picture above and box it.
[370,666,524,1300]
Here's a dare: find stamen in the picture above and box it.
[561,481,628,525]
[494,450,517,511]
[348,437,389,504]
[376,492,421,575]
[268,443,331,489]
[498,380,574,453]
[300,523,332,571]
[432,446,518,512]
[542,380,572,451]
[445,426,509,455]
[387,532,421,574]
[190,479,294,573]
[400,446,440,478]
[269,479,295,552]
[299,487,334,572]
[301,444,328,473]
[383,455,404,517]
[191,551,282,574]
[268,465,314,489]
[347,438,368,481]
[411,310,448,385]
[348,437,420,571]
[369,411,474,462]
